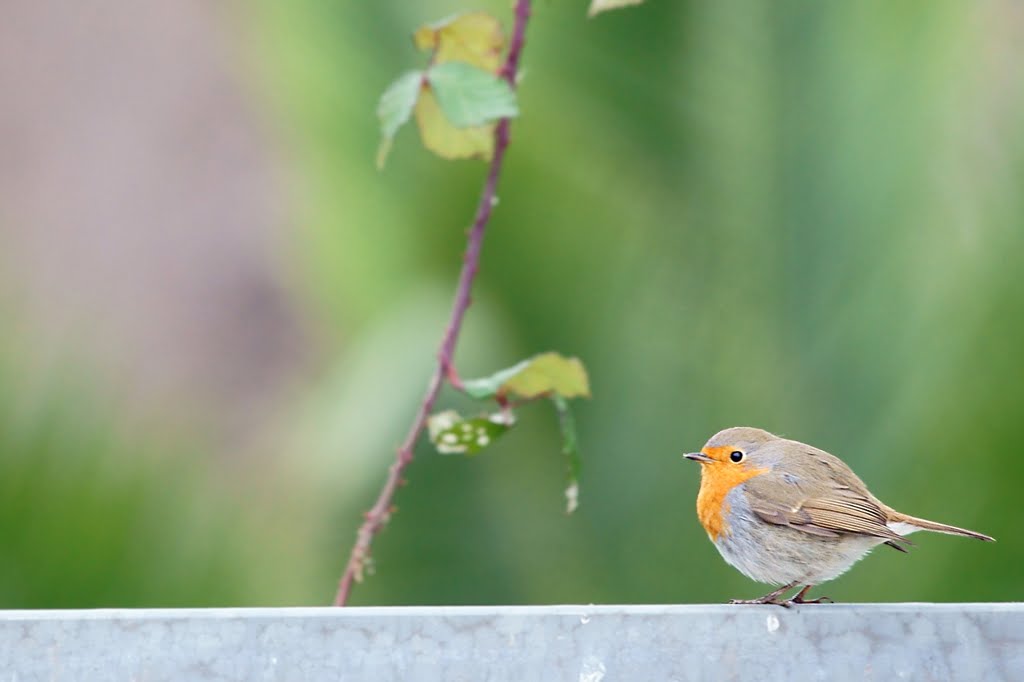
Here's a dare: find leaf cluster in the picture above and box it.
[427,353,591,513]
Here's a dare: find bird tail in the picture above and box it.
[889,511,995,542]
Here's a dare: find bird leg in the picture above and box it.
[787,585,833,605]
[729,581,800,606]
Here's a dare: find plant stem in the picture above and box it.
[332,0,533,607]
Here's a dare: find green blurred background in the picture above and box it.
[1,0,1021,607]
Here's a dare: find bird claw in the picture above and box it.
[727,581,837,607]
[728,598,792,608]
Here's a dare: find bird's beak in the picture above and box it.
[684,452,713,463]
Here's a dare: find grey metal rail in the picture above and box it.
[1,604,1021,681]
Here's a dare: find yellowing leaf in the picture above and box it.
[414,12,505,73]
[501,353,591,400]
[414,86,494,161]
[588,0,645,18]
[462,352,592,401]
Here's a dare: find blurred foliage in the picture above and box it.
[0,352,305,607]
[2,0,1023,608]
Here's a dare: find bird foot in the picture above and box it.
[728,597,792,608]
[729,583,835,607]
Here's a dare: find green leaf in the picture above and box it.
[376,70,424,169]
[462,352,591,401]
[553,396,582,514]
[588,0,645,18]
[426,62,518,129]
[427,409,514,455]
[461,361,529,399]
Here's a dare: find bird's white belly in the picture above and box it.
[712,486,893,586]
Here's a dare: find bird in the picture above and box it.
[684,426,994,606]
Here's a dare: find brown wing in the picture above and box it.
[742,467,912,550]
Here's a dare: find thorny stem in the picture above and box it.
[332,0,533,606]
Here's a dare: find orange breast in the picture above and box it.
[696,463,767,541]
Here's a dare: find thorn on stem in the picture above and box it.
[443,359,464,390]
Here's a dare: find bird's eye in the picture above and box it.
[729,451,744,463]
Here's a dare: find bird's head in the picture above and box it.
[684,426,779,471]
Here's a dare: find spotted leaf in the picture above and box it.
[427,409,514,455]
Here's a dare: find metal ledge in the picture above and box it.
[2,604,1022,681]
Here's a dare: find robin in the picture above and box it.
[684,426,994,606]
